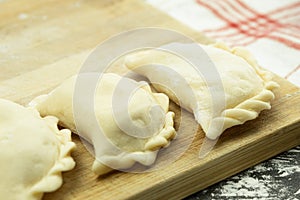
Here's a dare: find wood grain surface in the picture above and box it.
[0,0,300,199]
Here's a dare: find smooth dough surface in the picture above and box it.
[0,98,75,200]
[31,73,176,175]
[125,43,279,140]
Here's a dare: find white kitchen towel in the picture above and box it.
[146,0,300,86]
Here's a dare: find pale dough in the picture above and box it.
[30,73,176,175]
[0,98,75,200]
[125,43,279,140]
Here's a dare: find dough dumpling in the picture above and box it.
[30,73,176,175]
[0,98,75,200]
[125,43,279,140]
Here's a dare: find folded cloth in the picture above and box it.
[147,0,300,86]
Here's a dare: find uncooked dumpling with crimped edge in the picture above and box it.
[0,98,75,200]
[124,43,279,140]
[30,73,176,176]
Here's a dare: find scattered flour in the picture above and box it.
[220,176,270,198]
[18,13,28,20]
[0,45,8,53]
[18,13,48,21]
[197,146,300,199]
[278,166,300,177]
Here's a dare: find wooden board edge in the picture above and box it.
[129,119,300,200]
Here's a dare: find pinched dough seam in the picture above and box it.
[144,111,176,151]
[29,116,76,198]
[218,83,277,130]
[208,43,279,137]
[92,111,176,175]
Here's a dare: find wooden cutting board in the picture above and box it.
[0,0,299,199]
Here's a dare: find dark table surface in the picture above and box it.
[185,145,300,200]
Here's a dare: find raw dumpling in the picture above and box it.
[30,73,176,175]
[0,98,75,200]
[125,43,279,140]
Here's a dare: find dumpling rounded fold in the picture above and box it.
[0,98,75,200]
[30,73,176,175]
[124,43,279,140]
